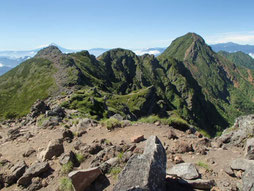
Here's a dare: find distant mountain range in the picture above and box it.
[0,42,253,76]
[210,42,254,58]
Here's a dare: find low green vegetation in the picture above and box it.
[117,152,124,161]
[102,118,123,131]
[59,177,73,191]
[219,51,254,69]
[197,161,210,170]
[75,153,85,164]
[109,166,122,179]
[61,161,74,175]
[138,115,189,129]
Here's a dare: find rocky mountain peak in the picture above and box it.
[35,45,63,61]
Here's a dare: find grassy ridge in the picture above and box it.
[0,58,56,118]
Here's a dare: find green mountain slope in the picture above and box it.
[1,33,254,137]
[218,51,254,69]
[0,58,56,118]
[160,32,254,127]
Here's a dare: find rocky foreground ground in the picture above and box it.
[0,100,254,191]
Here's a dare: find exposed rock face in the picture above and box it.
[113,135,166,191]
[245,138,254,160]
[167,163,200,180]
[68,167,102,191]
[219,114,254,147]
[39,139,64,161]
[17,161,50,187]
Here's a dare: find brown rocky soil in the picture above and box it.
[0,119,245,191]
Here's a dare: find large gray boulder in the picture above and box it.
[167,163,200,180]
[113,135,166,191]
[245,138,254,160]
[242,167,254,191]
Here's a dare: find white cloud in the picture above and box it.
[134,49,162,56]
[249,53,254,59]
[206,31,254,45]
[0,63,3,67]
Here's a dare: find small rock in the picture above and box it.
[172,141,193,153]
[73,139,85,150]
[167,163,200,180]
[18,161,50,187]
[62,129,74,142]
[111,114,123,121]
[224,166,235,177]
[131,135,145,143]
[167,129,178,140]
[28,177,42,191]
[68,167,102,191]
[174,156,184,164]
[25,132,33,139]
[195,132,203,138]
[30,100,49,118]
[235,170,243,178]
[41,179,48,187]
[88,144,103,155]
[178,179,215,190]
[59,151,79,166]
[38,139,64,161]
[23,147,36,157]
[155,121,161,126]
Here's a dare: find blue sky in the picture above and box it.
[0,0,254,50]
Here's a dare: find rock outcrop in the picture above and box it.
[113,135,166,191]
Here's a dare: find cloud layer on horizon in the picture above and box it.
[206,31,254,45]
